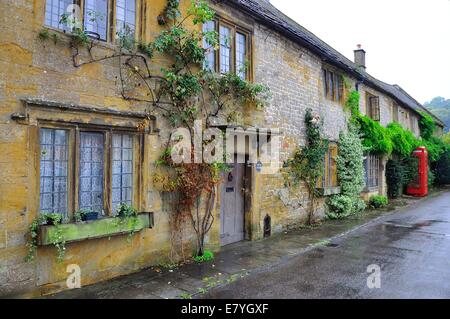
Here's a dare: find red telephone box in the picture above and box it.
[407,146,428,197]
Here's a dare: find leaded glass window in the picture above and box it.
[236,32,247,79]
[116,0,136,38]
[112,134,133,212]
[202,20,216,71]
[40,128,69,215]
[219,25,232,74]
[84,0,108,40]
[79,132,104,213]
[45,0,74,31]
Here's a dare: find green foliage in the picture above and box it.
[386,122,419,159]
[74,209,90,223]
[326,195,353,220]
[386,157,420,199]
[115,204,139,240]
[421,136,446,162]
[25,213,65,263]
[194,249,214,263]
[419,113,436,140]
[435,148,450,185]
[187,0,216,25]
[158,0,181,25]
[443,132,450,144]
[38,29,50,41]
[345,90,361,118]
[386,160,403,199]
[203,72,271,109]
[369,195,388,209]
[428,167,436,187]
[326,124,366,219]
[137,41,154,58]
[356,115,393,155]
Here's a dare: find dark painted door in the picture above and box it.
[220,161,245,246]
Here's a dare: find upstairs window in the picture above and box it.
[202,20,216,71]
[45,0,74,31]
[366,93,380,121]
[44,0,138,42]
[392,103,399,122]
[202,18,251,80]
[235,32,248,79]
[219,25,232,74]
[116,0,137,38]
[84,0,108,40]
[322,69,343,102]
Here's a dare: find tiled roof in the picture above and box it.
[226,0,444,126]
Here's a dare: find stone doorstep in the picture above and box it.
[45,189,446,299]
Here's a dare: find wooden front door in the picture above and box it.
[220,161,245,246]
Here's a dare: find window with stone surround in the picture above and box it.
[366,92,380,121]
[44,0,139,42]
[202,17,251,80]
[39,125,138,219]
[317,143,339,189]
[364,154,380,189]
[322,69,343,103]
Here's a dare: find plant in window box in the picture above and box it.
[74,209,99,223]
[115,204,139,240]
[43,213,63,226]
[25,213,66,263]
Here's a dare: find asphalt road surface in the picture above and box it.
[204,191,450,299]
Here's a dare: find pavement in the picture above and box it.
[46,189,450,299]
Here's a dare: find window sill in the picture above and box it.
[362,187,379,193]
[37,213,154,246]
[317,186,341,196]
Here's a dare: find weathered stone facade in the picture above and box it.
[0,0,437,297]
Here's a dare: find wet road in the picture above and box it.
[205,191,450,299]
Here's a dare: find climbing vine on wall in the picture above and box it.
[286,109,328,225]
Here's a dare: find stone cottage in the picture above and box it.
[0,0,444,297]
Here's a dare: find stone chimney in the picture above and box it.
[354,44,366,70]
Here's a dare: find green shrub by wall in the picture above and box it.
[369,195,388,209]
[435,149,450,185]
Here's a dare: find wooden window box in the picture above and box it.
[37,212,154,246]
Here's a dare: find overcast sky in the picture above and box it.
[270,0,450,104]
